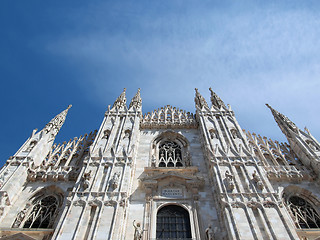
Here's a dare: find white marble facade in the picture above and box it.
[0,88,319,240]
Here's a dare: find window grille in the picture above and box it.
[156,205,192,239]
[286,196,320,229]
[158,141,183,167]
[23,195,59,228]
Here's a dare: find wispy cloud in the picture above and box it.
[43,1,320,140]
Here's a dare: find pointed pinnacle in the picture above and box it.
[194,88,208,109]
[266,103,298,136]
[44,105,72,136]
[112,88,127,109]
[129,88,142,109]
[209,87,226,109]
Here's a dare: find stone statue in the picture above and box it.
[231,129,238,139]
[252,170,264,190]
[225,170,233,181]
[102,130,110,140]
[82,170,91,190]
[0,192,10,206]
[26,140,37,152]
[205,224,214,240]
[124,130,131,139]
[210,130,217,139]
[151,155,156,167]
[110,172,120,190]
[252,170,260,183]
[184,152,191,166]
[225,170,235,191]
[12,204,30,228]
[133,220,143,240]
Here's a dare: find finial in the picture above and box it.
[266,103,298,136]
[194,88,208,109]
[112,88,127,109]
[209,87,226,109]
[43,105,72,136]
[129,88,142,109]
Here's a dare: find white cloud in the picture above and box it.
[44,1,320,141]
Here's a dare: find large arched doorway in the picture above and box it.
[156,205,192,239]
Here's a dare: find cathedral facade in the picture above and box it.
[0,88,319,240]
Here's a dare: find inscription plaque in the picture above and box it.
[162,188,182,197]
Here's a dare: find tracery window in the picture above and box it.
[286,196,320,229]
[23,194,60,228]
[158,141,183,167]
[156,205,192,239]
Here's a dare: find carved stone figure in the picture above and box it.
[102,130,110,140]
[231,129,238,139]
[0,192,10,206]
[252,170,264,190]
[209,130,217,139]
[151,155,156,167]
[124,130,131,139]
[184,152,191,166]
[82,170,91,190]
[27,168,37,181]
[205,224,214,240]
[26,140,37,152]
[110,172,120,190]
[225,170,233,181]
[225,170,235,191]
[252,170,260,183]
[12,204,30,228]
[133,220,143,240]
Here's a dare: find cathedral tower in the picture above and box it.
[0,88,319,240]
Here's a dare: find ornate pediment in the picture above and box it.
[140,105,197,129]
[140,167,204,195]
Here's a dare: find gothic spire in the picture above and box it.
[129,88,142,109]
[209,87,226,109]
[112,88,127,109]
[44,105,72,137]
[194,88,209,109]
[266,104,298,137]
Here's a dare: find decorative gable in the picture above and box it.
[140,105,197,129]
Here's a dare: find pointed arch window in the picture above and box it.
[23,195,60,228]
[158,141,183,167]
[286,196,320,229]
[13,192,63,229]
[156,205,192,239]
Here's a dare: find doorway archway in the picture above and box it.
[156,205,192,239]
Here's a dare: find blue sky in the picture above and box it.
[1,1,320,166]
